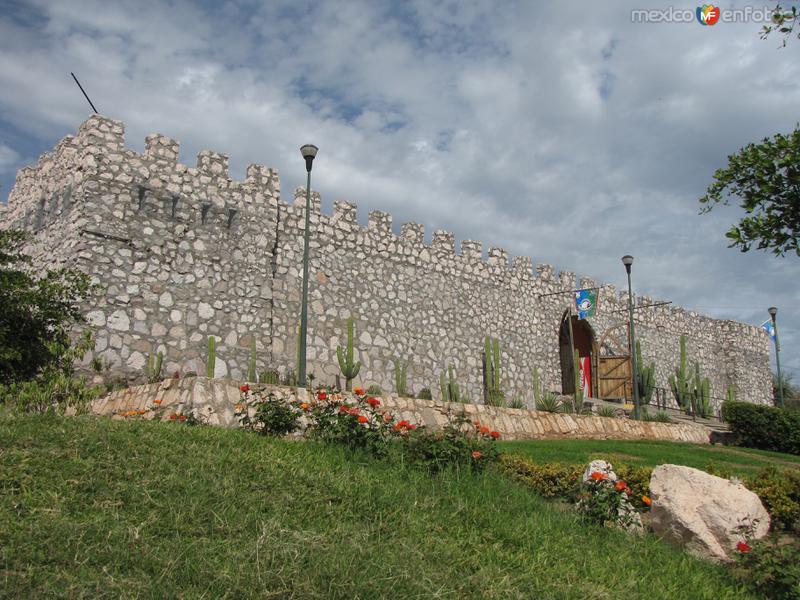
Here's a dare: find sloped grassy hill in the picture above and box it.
[1,415,755,599]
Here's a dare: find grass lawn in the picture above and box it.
[499,438,800,477]
[0,415,758,599]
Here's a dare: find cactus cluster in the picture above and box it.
[440,364,462,403]
[483,336,505,406]
[394,362,408,397]
[691,363,712,418]
[259,370,279,385]
[668,335,713,418]
[668,335,692,410]
[336,316,362,391]
[247,339,257,382]
[635,340,656,405]
[145,351,163,383]
[206,336,216,378]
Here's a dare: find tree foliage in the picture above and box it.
[0,229,92,384]
[699,127,800,257]
[761,5,798,46]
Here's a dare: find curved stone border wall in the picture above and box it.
[92,377,711,444]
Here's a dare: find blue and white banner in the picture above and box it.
[761,319,776,342]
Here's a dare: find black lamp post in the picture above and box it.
[622,255,641,418]
[768,306,784,408]
[298,143,318,388]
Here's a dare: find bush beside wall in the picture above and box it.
[721,401,800,456]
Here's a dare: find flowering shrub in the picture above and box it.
[497,455,583,498]
[400,412,501,473]
[746,467,800,532]
[576,467,642,531]
[734,534,800,600]
[305,389,400,457]
[236,390,300,436]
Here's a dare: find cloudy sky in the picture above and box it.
[1,0,797,385]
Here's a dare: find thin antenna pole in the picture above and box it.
[70,72,99,114]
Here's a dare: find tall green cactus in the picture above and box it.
[691,362,711,418]
[439,364,461,403]
[484,336,505,406]
[336,316,362,391]
[247,339,257,382]
[572,349,584,414]
[634,340,656,405]
[206,336,216,378]
[726,384,736,403]
[394,361,408,397]
[259,370,279,385]
[668,335,692,409]
[145,351,163,383]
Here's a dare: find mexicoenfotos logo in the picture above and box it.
[696,4,721,25]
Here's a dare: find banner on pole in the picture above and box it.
[761,319,776,342]
[574,288,598,320]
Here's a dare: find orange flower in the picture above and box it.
[490,431,500,439]
[357,415,368,424]
[473,421,481,428]
[235,404,244,412]
[472,451,482,459]
[367,397,380,407]
[138,409,145,415]
[353,387,365,396]
[479,426,490,435]
[615,480,628,492]
[590,472,607,481]
[153,399,162,405]
[736,540,751,553]
[642,495,652,506]
[300,402,311,411]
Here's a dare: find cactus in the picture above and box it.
[247,339,257,382]
[394,362,408,397]
[634,340,656,405]
[484,336,505,406]
[726,384,736,404]
[336,316,362,391]
[206,336,216,378]
[259,370,279,385]
[418,387,433,400]
[668,335,692,410]
[145,351,163,383]
[572,349,584,414]
[439,364,461,403]
[691,362,712,418]
[532,367,543,407]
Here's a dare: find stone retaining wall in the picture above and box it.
[92,377,711,444]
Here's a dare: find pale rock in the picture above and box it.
[649,464,770,562]
[107,310,130,331]
[198,302,214,319]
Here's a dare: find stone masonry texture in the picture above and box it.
[1,115,772,409]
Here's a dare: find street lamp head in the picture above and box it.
[300,144,318,173]
[768,306,778,318]
[621,254,633,274]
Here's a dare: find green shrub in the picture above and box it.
[614,464,654,511]
[722,401,800,455]
[746,467,800,532]
[597,405,618,418]
[508,396,527,409]
[366,384,383,395]
[734,534,800,600]
[535,391,563,413]
[402,412,500,473]
[496,455,582,499]
[417,387,432,400]
[237,391,300,436]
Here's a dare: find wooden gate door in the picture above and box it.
[597,356,631,399]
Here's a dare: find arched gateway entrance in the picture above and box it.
[558,310,597,397]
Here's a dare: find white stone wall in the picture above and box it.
[1,115,772,406]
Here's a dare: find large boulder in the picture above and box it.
[649,464,770,562]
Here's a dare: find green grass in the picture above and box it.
[0,415,757,599]
[499,439,800,477]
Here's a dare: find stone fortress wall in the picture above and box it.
[1,115,772,408]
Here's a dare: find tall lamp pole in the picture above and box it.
[768,306,784,408]
[298,143,318,388]
[622,255,640,419]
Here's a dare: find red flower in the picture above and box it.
[473,421,481,428]
[590,472,607,481]
[490,431,500,439]
[179,415,187,422]
[408,424,417,430]
[736,541,751,553]
[317,391,328,401]
[339,405,349,413]
[357,415,368,424]
[367,397,381,407]
[383,412,393,422]
[348,407,360,416]
[615,480,628,492]
[169,413,177,420]
[240,384,250,392]
[472,451,482,459]
[479,426,490,435]
[398,420,410,428]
